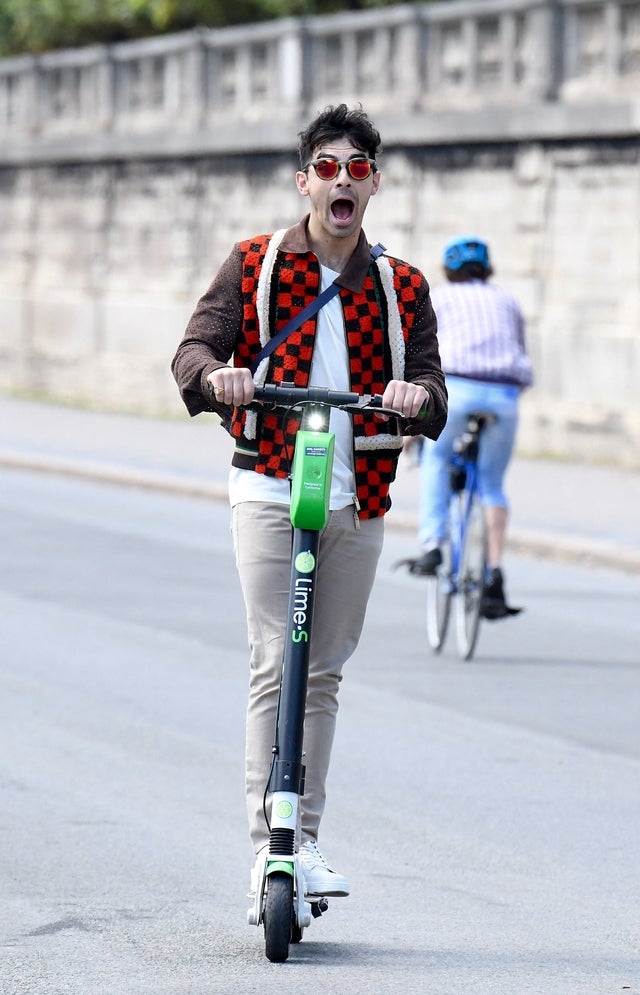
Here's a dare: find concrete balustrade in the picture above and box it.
[1,0,639,160]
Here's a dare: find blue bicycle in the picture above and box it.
[426,412,494,661]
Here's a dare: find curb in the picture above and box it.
[0,450,228,503]
[2,450,639,575]
[385,510,640,575]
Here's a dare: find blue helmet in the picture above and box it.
[443,234,490,271]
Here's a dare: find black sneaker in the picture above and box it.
[481,567,522,620]
[410,548,443,576]
[481,567,507,619]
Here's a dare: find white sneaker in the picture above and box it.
[298,841,350,897]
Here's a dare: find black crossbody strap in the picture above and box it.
[249,242,386,375]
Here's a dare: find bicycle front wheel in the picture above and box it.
[426,541,452,652]
[454,495,486,660]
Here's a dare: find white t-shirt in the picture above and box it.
[228,265,356,510]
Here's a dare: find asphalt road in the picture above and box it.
[1,468,638,995]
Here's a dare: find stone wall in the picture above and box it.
[0,0,639,464]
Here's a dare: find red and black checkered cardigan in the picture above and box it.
[172,219,447,520]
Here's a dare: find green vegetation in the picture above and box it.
[0,0,406,57]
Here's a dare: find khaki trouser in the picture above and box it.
[232,501,384,852]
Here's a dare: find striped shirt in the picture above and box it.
[431,279,533,387]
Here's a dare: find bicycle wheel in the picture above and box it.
[454,494,486,660]
[264,872,293,963]
[426,541,452,652]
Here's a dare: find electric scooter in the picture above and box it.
[243,383,404,962]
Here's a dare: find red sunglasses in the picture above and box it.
[304,156,377,181]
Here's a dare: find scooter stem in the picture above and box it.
[269,527,320,798]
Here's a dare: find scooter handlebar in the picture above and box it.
[249,383,418,418]
[252,384,364,407]
[207,381,426,420]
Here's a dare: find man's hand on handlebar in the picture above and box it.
[207,367,255,407]
[380,380,429,421]
[207,371,429,421]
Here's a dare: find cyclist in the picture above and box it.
[411,234,533,618]
[171,104,447,898]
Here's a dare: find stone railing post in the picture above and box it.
[277,19,304,107]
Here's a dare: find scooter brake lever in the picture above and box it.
[344,396,405,418]
[363,394,429,420]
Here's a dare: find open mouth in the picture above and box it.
[330,198,356,226]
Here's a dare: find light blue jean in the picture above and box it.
[419,376,521,547]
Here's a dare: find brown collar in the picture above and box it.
[279,216,377,294]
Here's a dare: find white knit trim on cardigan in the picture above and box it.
[244,228,288,440]
[349,255,405,452]
[355,434,404,452]
[375,255,405,381]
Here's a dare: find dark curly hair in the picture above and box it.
[298,103,382,168]
[445,261,494,283]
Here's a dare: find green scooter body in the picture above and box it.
[290,430,334,531]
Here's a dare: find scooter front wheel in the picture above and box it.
[264,872,294,962]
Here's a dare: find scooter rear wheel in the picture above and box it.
[264,872,293,962]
